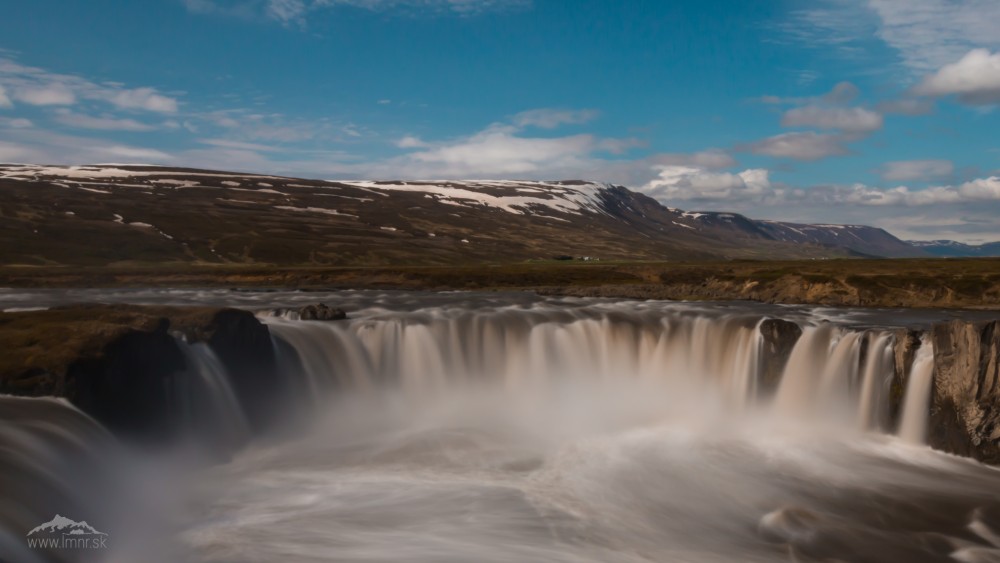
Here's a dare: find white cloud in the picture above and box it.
[54,110,157,131]
[197,109,323,141]
[913,49,1000,104]
[0,117,33,129]
[395,135,428,148]
[198,138,290,152]
[100,146,173,161]
[101,87,179,113]
[867,0,1000,73]
[781,105,883,133]
[782,177,1000,207]
[0,56,179,113]
[631,162,1000,242]
[186,0,529,24]
[649,149,736,170]
[512,108,599,129]
[0,85,11,108]
[956,177,1000,201]
[876,98,934,115]
[379,124,599,177]
[753,82,880,161]
[640,166,774,202]
[313,0,530,15]
[783,1,1000,76]
[0,128,173,165]
[267,0,308,25]
[823,81,861,104]
[878,159,953,182]
[0,140,46,163]
[12,83,76,106]
[756,81,861,106]
[741,132,849,161]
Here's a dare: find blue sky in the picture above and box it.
[1,0,999,241]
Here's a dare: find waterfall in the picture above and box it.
[898,337,935,444]
[178,341,251,447]
[772,324,837,415]
[261,307,901,434]
[856,333,895,431]
[7,292,987,563]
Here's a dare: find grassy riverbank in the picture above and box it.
[2,258,1000,309]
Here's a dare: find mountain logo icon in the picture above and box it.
[26,515,108,550]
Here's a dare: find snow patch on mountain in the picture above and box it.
[339,180,613,217]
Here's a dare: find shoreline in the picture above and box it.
[2,258,1000,310]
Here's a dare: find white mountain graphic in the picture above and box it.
[27,515,107,536]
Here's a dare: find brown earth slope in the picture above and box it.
[0,164,923,267]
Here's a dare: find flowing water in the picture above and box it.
[2,290,1000,562]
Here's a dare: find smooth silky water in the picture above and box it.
[3,290,1000,563]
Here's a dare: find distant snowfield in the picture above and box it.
[0,164,286,181]
[340,180,613,217]
[0,164,619,219]
[274,206,358,218]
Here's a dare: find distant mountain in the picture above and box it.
[0,164,925,266]
[908,240,1000,258]
[677,211,927,258]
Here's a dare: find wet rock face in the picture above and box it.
[205,309,284,432]
[888,329,923,430]
[298,303,347,321]
[8,307,287,443]
[67,319,187,442]
[758,319,802,396]
[929,320,1000,463]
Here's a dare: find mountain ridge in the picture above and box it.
[0,163,930,265]
[908,240,1000,258]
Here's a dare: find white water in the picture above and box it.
[178,341,252,448]
[4,294,1000,563]
[266,309,897,425]
[857,333,895,430]
[899,338,936,444]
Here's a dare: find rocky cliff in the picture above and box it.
[0,305,282,447]
[928,320,1000,463]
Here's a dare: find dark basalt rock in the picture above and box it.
[928,320,1000,463]
[298,303,347,321]
[67,318,187,442]
[2,306,286,445]
[888,328,923,430]
[205,308,284,432]
[758,318,802,396]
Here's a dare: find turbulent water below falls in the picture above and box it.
[3,290,1000,562]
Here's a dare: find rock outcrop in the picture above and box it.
[758,319,802,395]
[928,320,1000,463]
[888,328,924,430]
[0,305,284,445]
[298,303,347,321]
[203,308,283,432]
[68,318,187,442]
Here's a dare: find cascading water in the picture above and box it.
[265,309,898,433]
[857,333,895,431]
[899,337,936,444]
[177,341,252,449]
[4,291,1000,563]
